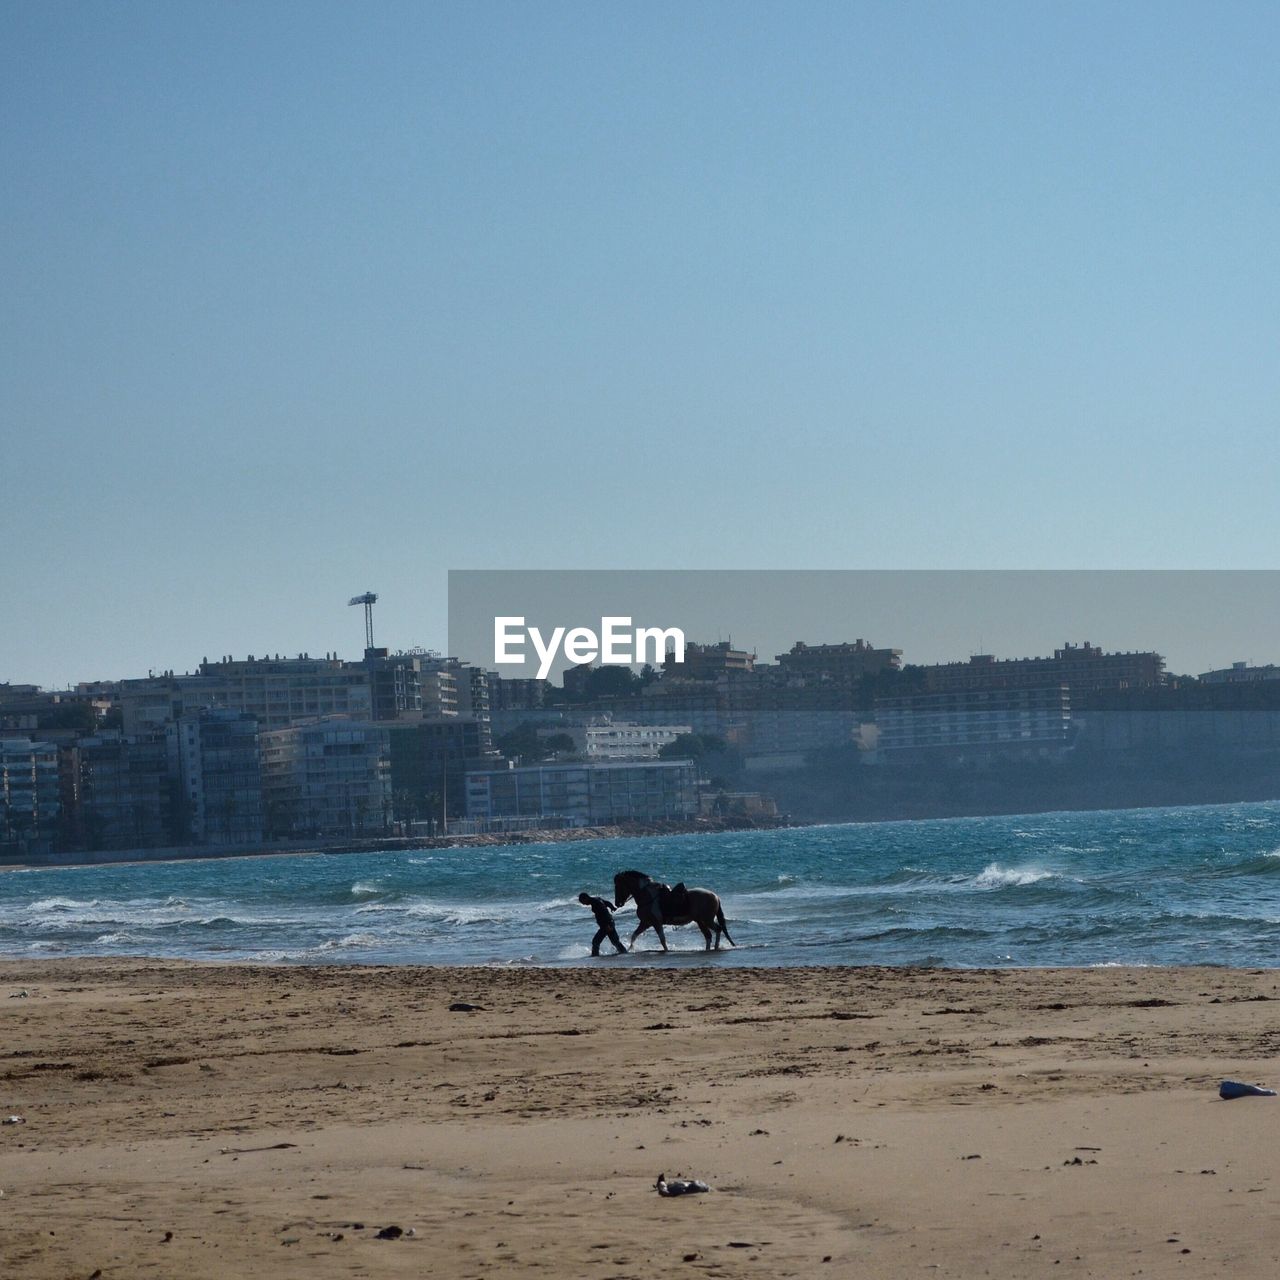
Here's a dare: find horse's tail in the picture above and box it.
[716,899,735,947]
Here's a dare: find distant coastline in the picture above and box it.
[0,813,797,872]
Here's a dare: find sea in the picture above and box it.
[3,801,1280,969]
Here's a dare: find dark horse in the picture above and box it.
[614,869,735,952]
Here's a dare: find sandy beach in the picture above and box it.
[2,960,1279,1278]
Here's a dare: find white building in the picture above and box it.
[549,719,693,760]
[1199,661,1280,685]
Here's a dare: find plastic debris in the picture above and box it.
[2,1116,25,1126]
[1219,1080,1277,1099]
[656,1172,711,1196]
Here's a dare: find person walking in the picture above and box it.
[579,891,626,956]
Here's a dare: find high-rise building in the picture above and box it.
[166,708,264,845]
[875,686,1073,758]
[67,734,172,850]
[196,656,373,729]
[663,641,755,680]
[119,674,214,736]
[465,759,698,827]
[488,672,550,713]
[416,657,493,750]
[386,717,497,828]
[260,717,391,838]
[922,643,1164,696]
[775,639,902,681]
[122,656,373,735]
[0,737,61,852]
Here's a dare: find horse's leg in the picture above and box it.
[653,921,668,952]
[630,921,649,949]
[698,910,721,950]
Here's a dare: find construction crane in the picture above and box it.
[348,592,378,652]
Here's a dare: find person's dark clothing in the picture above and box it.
[583,894,614,928]
[582,894,626,955]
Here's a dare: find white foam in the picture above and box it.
[315,932,382,950]
[29,897,97,913]
[972,863,1055,889]
[404,900,522,926]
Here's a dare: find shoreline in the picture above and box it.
[4,958,1280,1278]
[0,813,798,872]
[7,787,1280,873]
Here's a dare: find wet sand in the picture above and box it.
[2,959,1280,1278]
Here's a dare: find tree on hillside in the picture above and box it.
[496,723,578,764]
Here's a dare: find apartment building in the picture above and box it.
[465,758,698,827]
[0,737,61,850]
[1199,661,1280,685]
[775,639,902,680]
[876,686,1073,758]
[67,734,172,850]
[260,717,391,838]
[197,656,373,729]
[386,716,498,827]
[553,719,693,761]
[922,643,1164,695]
[166,708,264,845]
[663,640,755,680]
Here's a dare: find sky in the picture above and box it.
[4,2,1280,687]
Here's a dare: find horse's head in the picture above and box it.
[614,869,646,908]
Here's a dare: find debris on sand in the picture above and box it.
[656,1173,710,1196]
[1219,1080,1277,1099]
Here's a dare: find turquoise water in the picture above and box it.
[4,801,1280,968]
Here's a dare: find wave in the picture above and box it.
[7,801,1280,968]
[737,872,804,894]
[1192,854,1280,879]
[972,863,1057,889]
[352,894,584,926]
[29,897,98,912]
[314,933,383,951]
[857,925,989,942]
[404,901,529,927]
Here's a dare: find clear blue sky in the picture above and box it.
[4,2,1279,687]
